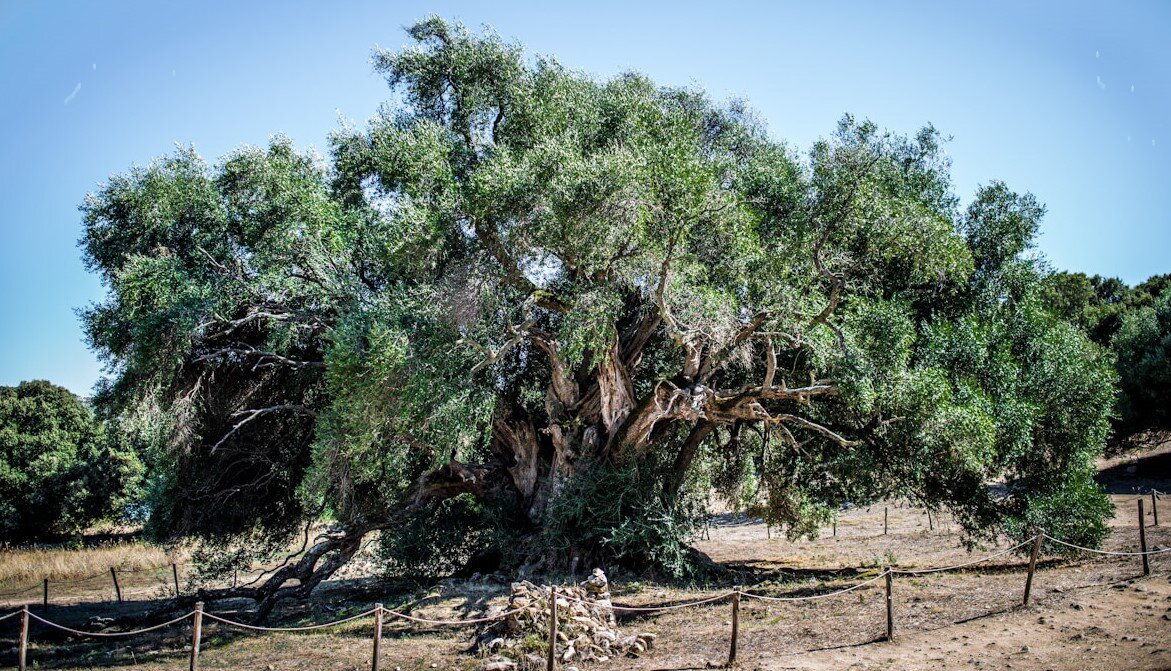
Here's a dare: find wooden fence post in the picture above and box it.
[371,604,383,671]
[18,605,29,671]
[1153,492,1160,527]
[883,507,889,535]
[1023,532,1043,606]
[1139,499,1150,576]
[884,569,894,641]
[42,579,47,609]
[546,586,557,671]
[190,601,203,671]
[173,563,181,598]
[833,521,837,537]
[727,590,740,667]
[110,567,122,604]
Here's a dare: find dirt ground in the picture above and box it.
[2,444,1169,671]
[767,575,1171,671]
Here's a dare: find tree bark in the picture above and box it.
[662,421,714,505]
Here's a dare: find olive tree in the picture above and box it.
[81,17,1114,617]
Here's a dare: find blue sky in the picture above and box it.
[1,1,1168,395]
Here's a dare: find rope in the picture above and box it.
[26,610,194,638]
[1043,534,1171,557]
[202,608,377,632]
[0,609,21,622]
[559,589,734,612]
[53,572,110,586]
[117,563,180,574]
[0,583,43,598]
[1119,490,1165,503]
[379,605,524,625]
[0,563,189,600]
[892,537,1036,575]
[739,572,886,602]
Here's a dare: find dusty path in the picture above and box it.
[761,574,1171,671]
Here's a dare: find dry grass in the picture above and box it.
[0,541,180,586]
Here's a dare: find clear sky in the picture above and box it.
[1,1,1168,395]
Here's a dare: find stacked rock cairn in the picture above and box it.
[478,568,658,668]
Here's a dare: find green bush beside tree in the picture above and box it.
[0,380,144,541]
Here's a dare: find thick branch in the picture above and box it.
[662,421,714,505]
[172,522,380,622]
[619,309,662,369]
[763,338,777,389]
[768,413,858,448]
[524,327,578,409]
[490,417,542,501]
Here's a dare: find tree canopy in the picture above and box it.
[1041,271,1171,431]
[81,17,1115,614]
[0,380,143,541]
[1113,293,1171,429]
[1042,271,1171,346]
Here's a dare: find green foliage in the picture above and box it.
[378,493,519,579]
[1040,271,1171,432]
[1004,465,1113,552]
[541,460,706,580]
[961,181,1043,276]
[1040,271,1152,345]
[711,436,760,513]
[0,380,143,540]
[1114,294,1171,428]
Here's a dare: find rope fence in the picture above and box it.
[27,610,194,638]
[0,559,304,608]
[377,606,524,625]
[562,588,735,612]
[739,572,886,602]
[1042,534,1171,556]
[739,490,1162,541]
[891,537,1036,575]
[201,608,379,632]
[3,497,1167,670]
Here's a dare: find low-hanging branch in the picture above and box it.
[210,405,318,454]
[192,346,325,371]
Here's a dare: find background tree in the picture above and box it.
[1041,271,1170,432]
[1113,293,1171,429]
[0,380,143,541]
[81,17,1115,616]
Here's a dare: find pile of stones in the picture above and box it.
[477,568,657,669]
